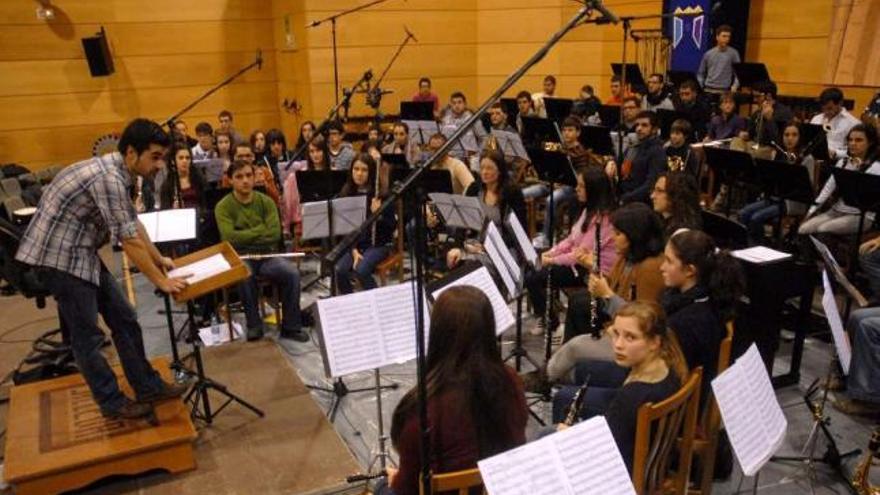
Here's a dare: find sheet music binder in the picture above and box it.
[169,241,250,303]
[390,168,453,194]
[810,236,868,308]
[520,116,559,148]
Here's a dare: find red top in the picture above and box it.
[391,367,528,495]
[412,92,440,111]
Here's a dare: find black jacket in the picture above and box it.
[619,135,666,204]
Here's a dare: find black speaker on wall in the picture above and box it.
[81,27,114,77]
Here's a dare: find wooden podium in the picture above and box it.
[3,358,197,495]
[170,241,250,303]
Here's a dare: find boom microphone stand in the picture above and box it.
[325,4,620,494]
[306,0,391,106]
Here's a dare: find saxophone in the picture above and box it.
[852,427,879,495]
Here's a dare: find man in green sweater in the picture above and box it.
[215,160,308,342]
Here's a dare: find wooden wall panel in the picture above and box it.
[0,1,272,24]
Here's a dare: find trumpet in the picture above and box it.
[851,427,879,495]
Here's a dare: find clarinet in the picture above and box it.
[371,165,381,246]
[564,375,590,426]
[589,216,602,339]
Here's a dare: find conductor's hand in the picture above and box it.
[860,236,880,255]
[158,276,188,294]
[352,249,363,269]
[588,273,613,299]
[370,197,382,214]
[159,256,175,271]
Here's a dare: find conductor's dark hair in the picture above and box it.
[562,115,583,130]
[636,110,659,128]
[390,286,522,459]
[393,121,410,134]
[578,166,617,233]
[611,202,665,263]
[194,121,213,136]
[226,159,253,179]
[667,229,745,321]
[756,80,779,99]
[819,87,845,105]
[118,118,170,156]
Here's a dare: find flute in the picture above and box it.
[240,252,306,260]
[589,217,602,339]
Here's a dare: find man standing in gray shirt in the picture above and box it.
[697,25,740,92]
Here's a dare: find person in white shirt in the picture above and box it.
[532,75,557,119]
[799,124,880,235]
[809,88,861,160]
[190,122,216,161]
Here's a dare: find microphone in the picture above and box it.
[711,1,723,13]
[306,19,321,28]
[256,49,263,70]
[404,25,418,43]
[587,0,619,23]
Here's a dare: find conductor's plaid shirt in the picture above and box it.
[16,152,140,285]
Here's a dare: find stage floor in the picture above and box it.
[2,254,878,494]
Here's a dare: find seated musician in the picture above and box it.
[446,150,526,269]
[333,153,397,294]
[810,87,860,160]
[799,124,880,236]
[191,121,216,161]
[425,133,474,195]
[215,130,233,172]
[832,236,880,415]
[440,91,473,127]
[250,129,267,163]
[528,116,604,249]
[706,92,747,141]
[223,142,280,205]
[572,84,602,123]
[488,101,516,133]
[524,167,617,335]
[642,73,675,112]
[650,172,703,239]
[673,80,711,139]
[531,74,557,119]
[173,119,198,148]
[159,144,207,210]
[515,90,537,135]
[282,135,333,234]
[620,96,641,132]
[293,121,317,161]
[738,81,794,147]
[264,128,293,187]
[379,286,528,495]
[607,111,667,204]
[381,122,421,167]
[412,76,440,118]
[664,119,701,177]
[214,160,308,342]
[740,122,814,242]
[607,74,626,106]
[326,120,356,170]
[545,301,684,475]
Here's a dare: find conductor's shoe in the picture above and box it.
[139,379,190,404]
[247,325,265,341]
[102,398,154,420]
[280,328,310,342]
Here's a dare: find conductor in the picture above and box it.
[16,119,191,420]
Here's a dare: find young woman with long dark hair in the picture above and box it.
[382,286,528,495]
[650,171,702,239]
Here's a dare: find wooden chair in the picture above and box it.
[375,199,406,285]
[687,322,735,495]
[632,367,703,495]
[421,467,484,495]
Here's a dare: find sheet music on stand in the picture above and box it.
[402,120,440,147]
[192,158,226,183]
[428,192,484,231]
[301,196,367,240]
[731,246,792,264]
[711,344,787,476]
[138,208,198,244]
[810,236,868,307]
[167,253,231,285]
[484,222,522,298]
[316,283,430,378]
[431,265,515,336]
[478,416,636,495]
[441,123,480,154]
[506,212,538,268]
[821,270,852,374]
[491,129,530,161]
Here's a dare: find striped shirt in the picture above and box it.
[16,152,139,285]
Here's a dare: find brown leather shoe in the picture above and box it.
[102,398,155,420]
[138,379,190,403]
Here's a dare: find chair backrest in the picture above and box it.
[1,177,22,196]
[632,367,703,495]
[423,467,484,495]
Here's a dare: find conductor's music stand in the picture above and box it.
[170,241,264,424]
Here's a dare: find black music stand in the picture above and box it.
[543,97,574,124]
[391,168,452,194]
[579,125,614,156]
[400,101,434,121]
[598,104,621,129]
[666,70,696,88]
[797,123,831,163]
[732,63,771,91]
[520,115,559,148]
[656,109,691,140]
[755,158,815,244]
[381,152,410,170]
[500,97,519,128]
[702,209,748,249]
[830,167,880,277]
[703,146,757,216]
[611,63,646,92]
